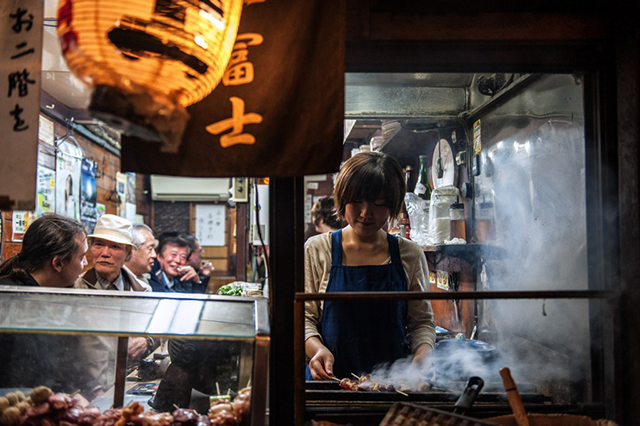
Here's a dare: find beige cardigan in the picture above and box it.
[304,231,436,353]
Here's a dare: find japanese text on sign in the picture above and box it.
[205,32,265,148]
[195,204,226,246]
[1,0,43,211]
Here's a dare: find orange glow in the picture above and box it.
[57,0,243,107]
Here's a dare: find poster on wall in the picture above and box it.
[195,204,225,246]
[116,172,127,216]
[126,172,136,204]
[35,166,55,218]
[80,159,97,232]
[11,211,30,242]
[55,139,82,219]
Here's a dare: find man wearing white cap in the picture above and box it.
[75,214,150,292]
[72,215,153,401]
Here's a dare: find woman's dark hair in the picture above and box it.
[311,197,341,230]
[333,152,405,220]
[0,214,86,282]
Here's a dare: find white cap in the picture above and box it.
[88,214,134,246]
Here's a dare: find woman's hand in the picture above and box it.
[412,343,432,367]
[305,337,335,380]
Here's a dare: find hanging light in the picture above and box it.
[57,0,243,152]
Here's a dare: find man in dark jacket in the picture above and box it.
[149,234,205,293]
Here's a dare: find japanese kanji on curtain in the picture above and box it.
[121,0,345,177]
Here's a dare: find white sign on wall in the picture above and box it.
[0,1,43,211]
[195,204,226,247]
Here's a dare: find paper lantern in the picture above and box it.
[57,0,243,152]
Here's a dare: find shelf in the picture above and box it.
[423,243,506,270]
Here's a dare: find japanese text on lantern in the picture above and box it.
[206,32,264,148]
[5,7,37,132]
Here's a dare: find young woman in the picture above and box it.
[0,213,88,287]
[304,152,436,380]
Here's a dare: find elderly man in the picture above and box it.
[124,223,157,289]
[149,234,205,293]
[75,214,149,291]
[73,215,155,400]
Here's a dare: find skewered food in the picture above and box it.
[337,374,397,392]
[208,387,251,426]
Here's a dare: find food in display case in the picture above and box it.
[0,288,269,426]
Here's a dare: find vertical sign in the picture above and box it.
[0,1,44,210]
[195,204,226,247]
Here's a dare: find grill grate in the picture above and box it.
[380,402,499,426]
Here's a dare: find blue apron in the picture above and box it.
[307,230,410,379]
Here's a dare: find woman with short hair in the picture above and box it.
[304,152,436,380]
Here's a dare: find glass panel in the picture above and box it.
[303,298,610,410]
[0,289,256,339]
[474,74,587,292]
[0,289,262,412]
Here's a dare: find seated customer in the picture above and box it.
[181,234,214,291]
[75,214,150,291]
[74,215,154,377]
[149,235,205,293]
[0,215,98,401]
[0,213,88,287]
[124,223,158,289]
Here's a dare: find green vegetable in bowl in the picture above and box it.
[218,284,244,296]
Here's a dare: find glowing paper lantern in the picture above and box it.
[57,0,243,152]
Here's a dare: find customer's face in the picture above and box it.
[57,233,88,287]
[158,243,188,279]
[128,230,157,275]
[91,238,131,282]
[188,241,203,268]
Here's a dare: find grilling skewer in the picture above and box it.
[335,373,408,396]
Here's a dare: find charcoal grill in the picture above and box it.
[304,380,551,425]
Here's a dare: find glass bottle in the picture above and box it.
[414,155,432,201]
[400,166,411,239]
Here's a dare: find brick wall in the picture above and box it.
[152,201,191,237]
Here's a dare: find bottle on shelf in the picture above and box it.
[414,155,432,201]
[400,166,411,239]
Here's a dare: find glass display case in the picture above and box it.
[0,286,269,426]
